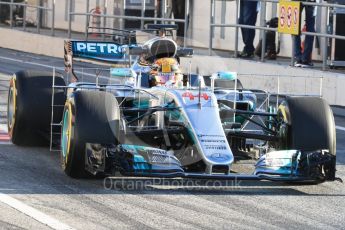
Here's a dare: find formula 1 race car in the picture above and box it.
[7,25,338,183]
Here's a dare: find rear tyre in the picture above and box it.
[7,70,66,146]
[61,91,120,178]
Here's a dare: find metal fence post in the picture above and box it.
[183,0,189,47]
[209,0,214,56]
[23,0,27,31]
[321,5,328,71]
[220,0,226,39]
[260,1,267,62]
[291,36,295,66]
[235,0,239,57]
[68,0,72,38]
[141,0,146,29]
[37,0,41,33]
[51,0,55,36]
[103,0,108,41]
[319,77,323,97]
[10,0,13,28]
[162,0,166,21]
[85,0,90,40]
[154,0,157,24]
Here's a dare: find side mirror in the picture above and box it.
[210,72,240,91]
[177,48,194,57]
[126,46,147,56]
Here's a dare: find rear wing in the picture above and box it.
[64,40,129,63]
[64,40,193,70]
[64,27,137,72]
[63,40,136,81]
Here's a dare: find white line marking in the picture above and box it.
[0,55,108,78]
[336,126,345,132]
[0,193,74,230]
[0,143,11,145]
[0,55,63,70]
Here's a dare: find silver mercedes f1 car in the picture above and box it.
[7,25,338,183]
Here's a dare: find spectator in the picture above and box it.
[238,0,259,58]
[293,3,316,68]
[157,0,162,18]
[172,0,186,42]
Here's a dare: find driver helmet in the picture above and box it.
[149,58,183,87]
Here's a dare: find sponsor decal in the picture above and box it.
[204,145,227,150]
[146,149,168,155]
[200,139,226,143]
[198,135,227,150]
[75,42,123,54]
[197,134,231,162]
[197,134,224,138]
[211,153,230,160]
[122,145,169,155]
[71,41,126,62]
[182,92,210,101]
[265,158,291,167]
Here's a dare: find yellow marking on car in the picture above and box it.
[64,101,73,164]
[278,104,288,123]
[8,75,17,137]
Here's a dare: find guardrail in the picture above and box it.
[1,0,345,71]
[209,0,345,70]
[0,0,55,36]
[0,0,189,45]
[67,0,189,46]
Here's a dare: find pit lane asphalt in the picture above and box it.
[0,48,345,230]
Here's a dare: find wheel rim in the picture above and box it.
[7,77,16,135]
[61,103,72,164]
[277,103,290,149]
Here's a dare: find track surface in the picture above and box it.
[0,48,345,230]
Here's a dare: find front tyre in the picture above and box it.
[278,97,336,155]
[61,91,120,178]
[278,96,336,181]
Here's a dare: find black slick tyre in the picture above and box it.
[60,91,120,178]
[7,70,66,146]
